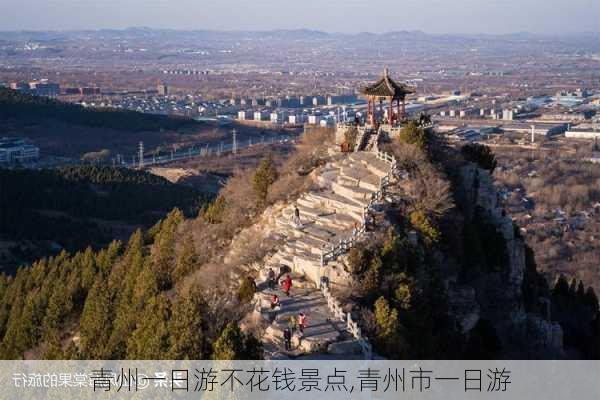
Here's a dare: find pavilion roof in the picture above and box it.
[360,68,413,99]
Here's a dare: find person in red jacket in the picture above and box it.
[298,312,306,334]
[283,274,292,297]
[271,294,280,309]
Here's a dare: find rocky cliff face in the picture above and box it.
[451,163,564,358]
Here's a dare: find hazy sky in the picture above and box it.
[0,0,598,34]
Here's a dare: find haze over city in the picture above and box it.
[1,0,599,34]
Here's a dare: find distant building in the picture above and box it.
[0,137,40,165]
[565,129,600,139]
[270,111,288,123]
[237,110,251,121]
[157,83,168,96]
[308,115,321,125]
[79,87,101,96]
[502,109,515,120]
[460,108,479,118]
[539,110,595,122]
[10,80,59,97]
[288,114,306,124]
[253,110,269,121]
[312,96,326,106]
[9,82,29,90]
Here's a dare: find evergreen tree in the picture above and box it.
[243,334,264,360]
[18,293,41,354]
[409,210,441,245]
[168,296,206,359]
[399,121,428,151]
[151,209,184,289]
[252,153,278,203]
[105,230,146,358]
[374,296,403,357]
[461,143,497,173]
[79,276,111,359]
[42,328,64,360]
[41,282,72,346]
[584,287,599,314]
[212,322,246,360]
[1,295,25,358]
[553,275,570,298]
[127,295,171,359]
[576,281,586,302]
[173,234,198,282]
[394,278,413,311]
[202,195,227,224]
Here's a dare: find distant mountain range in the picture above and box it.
[0,27,598,41]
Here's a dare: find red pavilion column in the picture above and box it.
[401,99,406,121]
[388,96,393,125]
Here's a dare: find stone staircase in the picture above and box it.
[250,151,395,359]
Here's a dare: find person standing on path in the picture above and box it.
[293,205,301,227]
[267,268,275,290]
[298,312,306,334]
[283,328,292,351]
[283,274,292,297]
[271,294,280,310]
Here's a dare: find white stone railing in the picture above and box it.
[319,280,373,360]
[315,148,407,360]
[320,151,398,267]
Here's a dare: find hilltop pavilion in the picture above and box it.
[360,68,413,126]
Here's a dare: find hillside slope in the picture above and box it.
[0,166,207,273]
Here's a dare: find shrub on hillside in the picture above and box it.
[461,143,497,173]
[252,153,279,203]
[409,210,441,245]
[399,121,428,151]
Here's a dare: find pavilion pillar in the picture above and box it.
[388,96,393,126]
[401,99,406,121]
[396,99,401,125]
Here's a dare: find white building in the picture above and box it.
[565,129,600,139]
[288,114,306,124]
[237,110,251,121]
[270,111,288,124]
[502,109,515,120]
[253,110,269,121]
[308,115,321,125]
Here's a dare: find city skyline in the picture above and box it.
[1,0,599,35]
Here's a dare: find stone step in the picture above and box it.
[282,204,321,221]
[349,153,390,177]
[292,236,327,255]
[332,181,374,202]
[313,212,360,231]
[339,165,381,189]
[338,176,379,192]
[305,191,366,214]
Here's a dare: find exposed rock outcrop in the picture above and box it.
[453,163,564,358]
